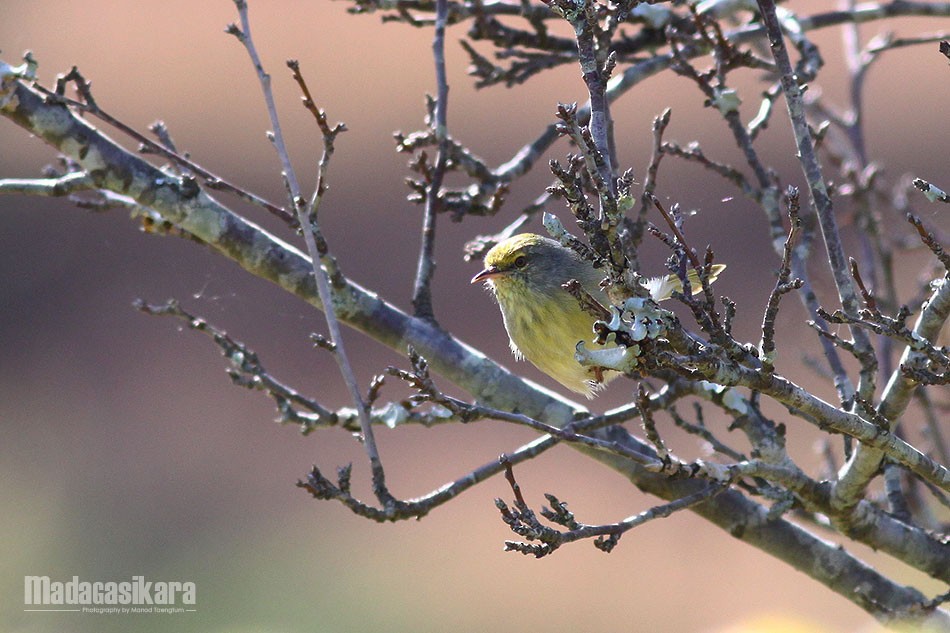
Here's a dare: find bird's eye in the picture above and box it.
[514,255,528,269]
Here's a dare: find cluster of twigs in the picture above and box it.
[1,0,949,627]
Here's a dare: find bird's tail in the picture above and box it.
[645,264,727,301]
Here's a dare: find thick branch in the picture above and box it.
[833,278,950,511]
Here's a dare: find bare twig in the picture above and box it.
[756,1,876,377]
[135,299,342,427]
[669,404,746,462]
[907,213,950,272]
[411,0,449,320]
[498,458,726,557]
[299,431,563,522]
[0,171,95,197]
[759,187,804,373]
[540,0,615,190]
[229,0,395,508]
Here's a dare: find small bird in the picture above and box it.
[472,233,723,397]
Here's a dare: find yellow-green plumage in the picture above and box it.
[473,234,608,396]
[472,233,725,398]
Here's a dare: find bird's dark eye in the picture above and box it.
[514,255,528,269]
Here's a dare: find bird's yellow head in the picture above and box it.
[472,234,546,284]
[470,233,595,296]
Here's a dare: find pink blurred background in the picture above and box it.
[2,2,948,631]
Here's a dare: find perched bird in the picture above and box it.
[472,233,723,397]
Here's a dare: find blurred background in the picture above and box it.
[1,2,948,631]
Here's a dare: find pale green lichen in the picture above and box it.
[697,459,731,482]
[919,182,947,203]
[379,402,409,429]
[0,55,38,82]
[619,297,670,340]
[696,0,757,17]
[774,6,808,48]
[228,349,246,366]
[575,340,641,373]
[28,101,75,140]
[711,88,741,115]
[574,296,673,374]
[548,0,584,24]
[631,3,672,28]
[0,54,37,109]
[616,192,636,215]
[542,211,571,246]
[721,388,749,415]
[699,380,749,415]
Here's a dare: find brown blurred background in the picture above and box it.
[1,2,948,632]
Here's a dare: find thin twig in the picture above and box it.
[229,0,395,508]
[756,0,876,386]
[411,0,449,320]
[498,459,726,557]
[907,213,950,272]
[760,188,804,373]
[135,299,340,425]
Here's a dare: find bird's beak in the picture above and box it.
[471,265,501,284]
